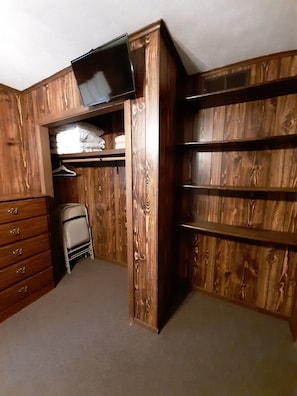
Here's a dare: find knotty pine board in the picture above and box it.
[184,232,297,317]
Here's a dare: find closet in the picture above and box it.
[51,108,127,267]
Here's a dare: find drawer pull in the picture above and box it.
[7,207,18,215]
[18,285,28,293]
[12,248,23,256]
[16,266,26,275]
[10,227,21,236]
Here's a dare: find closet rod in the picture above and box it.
[62,157,125,164]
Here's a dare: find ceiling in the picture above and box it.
[1,0,296,91]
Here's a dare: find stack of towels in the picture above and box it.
[50,122,105,154]
[114,134,125,150]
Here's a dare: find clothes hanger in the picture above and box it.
[52,163,77,177]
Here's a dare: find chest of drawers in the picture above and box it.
[0,196,54,321]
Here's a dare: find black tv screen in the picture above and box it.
[71,34,135,107]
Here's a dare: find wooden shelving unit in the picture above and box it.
[178,75,297,241]
[176,69,297,328]
[178,129,297,247]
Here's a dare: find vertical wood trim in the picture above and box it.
[131,98,148,324]
[157,33,180,323]
[144,30,160,329]
[124,99,134,321]
[36,126,54,197]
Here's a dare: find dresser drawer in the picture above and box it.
[0,233,50,269]
[0,250,52,290]
[0,267,53,312]
[0,215,48,246]
[0,197,47,224]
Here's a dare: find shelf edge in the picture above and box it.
[177,221,297,247]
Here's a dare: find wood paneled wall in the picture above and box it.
[186,50,297,96]
[178,52,297,320]
[0,85,42,195]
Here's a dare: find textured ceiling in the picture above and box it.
[0,0,296,91]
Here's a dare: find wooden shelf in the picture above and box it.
[179,184,297,200]
[178,134,297,151]
[177,220,297,247]
[58,149,125,163]
[184,76,297,109]
[179,184,297,193]
[39,100,125,128]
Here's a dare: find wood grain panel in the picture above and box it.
[131,97,149,324]
[257,247,297,316]
[0,88,29,196]
[31,70,81,120]
[143,30,159,329]
[185,231,297,317]
[158,32,180,325]
[131,26,182,329]
[194,51,297,94]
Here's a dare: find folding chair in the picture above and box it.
[59,203,94,274]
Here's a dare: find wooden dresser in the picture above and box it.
[0,195,54,322]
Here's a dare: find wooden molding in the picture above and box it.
[0,84,21,94]
[199,49,297,79]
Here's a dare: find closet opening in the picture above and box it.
[38,103,130,284]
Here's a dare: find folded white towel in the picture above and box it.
[51,122,104,137]
[115,134,125,144]
[51,138,105,154]
[50,123,105,148]
[51,147,104,154]
[52,141,105,149]
[54,131,104,145]
[115,142,125,150]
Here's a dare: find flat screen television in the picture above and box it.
[71,33,136,107]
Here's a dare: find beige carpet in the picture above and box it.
[1,258,297,396]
